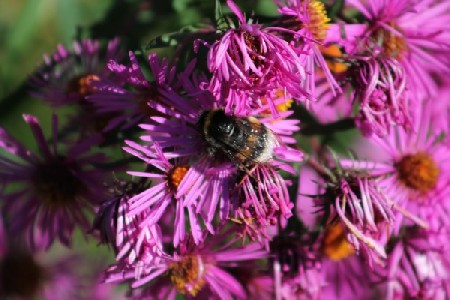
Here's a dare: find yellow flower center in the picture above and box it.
[322,222,355,261]
[167,256,206,296]
[396,152,439,193]
[274,90,294,112]
[260,90,294,115]
[167,165,190,192]
[305,0,331,41]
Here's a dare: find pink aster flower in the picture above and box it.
[206,0,309,115]
[430,79,450,134]
[280,264,325,300]
[344,99,450,230]
[274,225,372,299]
[374,227,450,300]
[124,58,302,239]
[276,0,341,96]
[346,0,450,97]
[113,190,164,268]
[234,165,293,240]
[270,234,326,300]
[122,141,204,247]
[92,179,164,268]
[351,57,411,137]
[105,231,268,300]
[317,221,375,299]
[87,52,177,132]
[0,114,110,250]
[30,38,123,107]
[320,255,373,299]
[317,166,398,266]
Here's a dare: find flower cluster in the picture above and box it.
[1,0,450,299]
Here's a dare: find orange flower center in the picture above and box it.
[167,256,205,296]
[322,222,355,261]
[321,44,348,74]
[67,74,100,96]
[168,165,189,191]
[396,152,439,193]
[305,0,331,41]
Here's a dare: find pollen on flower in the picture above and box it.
[67,74,100,96]
[167,165,190,191]
[167,256,206,296]
[305,0,331,41]
[261,90,293,115]
[274,90,294,112]
[32,158,85,208]
[321,222,355,261]
[396,152,439,193]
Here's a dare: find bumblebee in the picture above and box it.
[198,109,277,169]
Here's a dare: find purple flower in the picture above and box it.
[113,189,164,267]
[317,167,397,265]
[274,224,371,299]
[270,234,326,300]
[105,231,268,299]
[123,141,205,246]
[91,179,164,265]
[374,227,450,300]
[276,0,341,96]
[30,38,123,107]
[352,57,411,137]
[234,165,294,240]
[205,0,310,115]
[121,58,302,242]
[281,265,325,300]
[343,99,450,230]
[87,52,177,132]
[346,0,450,97]
[319,223,373,299]
[0,114,110,250]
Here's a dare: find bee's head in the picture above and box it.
[199,109,237,141]
[209,109,237,139]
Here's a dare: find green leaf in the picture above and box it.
[145,25,203,50]
[215,0,228,31]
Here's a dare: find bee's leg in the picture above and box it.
[236,165,257,188]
